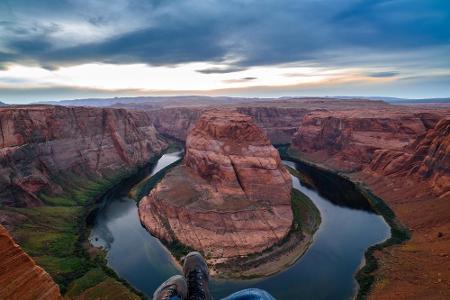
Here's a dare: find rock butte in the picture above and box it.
[0,225,62,300]
[139,110,293,260]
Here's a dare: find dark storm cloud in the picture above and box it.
[333,0,450,47]
[0,0,449,69]
[0,51,17,69]
[0,20,61,36]
[42,21,227,66]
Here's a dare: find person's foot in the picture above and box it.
[183,252,212,300]
[153,275,188,300]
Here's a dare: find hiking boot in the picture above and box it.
[153,275,188,300]
[183,252,212,300]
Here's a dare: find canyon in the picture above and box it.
[139,99,449,297]
[139,98,389,144]
[0,105,165,299]
[139,110,295,270]
[0,105,166,209]
[0,98,448,298]
[290,109,449,299]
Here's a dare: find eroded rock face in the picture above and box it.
[291,110,443,171]
[290,109,450,299]
[139,110,293,259]
[291,109,449,197]
[145,106,310,144]
[235,106,310,144]
[369,117,450,197]
[0,225,62,300]
[145,107,204,141]
[0,105,167,208]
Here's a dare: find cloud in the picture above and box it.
[39,21,228,66]
[223,77,257,83]
[2,70,450,103]
[196,66,246,74]
[0,0,448,70]
[0,0,449,101]
[367,71,399,78]
[0,52,17,70]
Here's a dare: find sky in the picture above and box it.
[0,0,449,104]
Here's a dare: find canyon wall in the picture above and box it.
[0,105,167,208]
[291,110,443,172]
[129,99,395,145]
[139,110,293,260]
[291,109,448,195]
[144,106,310,144]
[235,106,310,144]
[0,105,167,298]
[290,109,450,299]
[369,117,449,197]
[0,225,62,300]
[145,107,203,141]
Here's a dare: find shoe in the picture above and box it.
[153,275,188,300]
[183,252,212,300]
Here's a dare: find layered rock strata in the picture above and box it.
[146,106,310,144]
[139,110,293,259]
[0,225,62,300]
[291,109,449,197]
[142,99,391,145]
[369,117,449,197]
[290,110,450,299]
[292,110,444,171]
[0,105,166,208]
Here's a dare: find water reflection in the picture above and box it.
[89,153,390,299]
[284,160,374,212]
[89,151,182,294]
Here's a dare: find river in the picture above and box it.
[89,151,390,299]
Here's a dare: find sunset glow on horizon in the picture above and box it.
[0,0,449,103]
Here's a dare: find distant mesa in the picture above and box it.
[139,110,294,268]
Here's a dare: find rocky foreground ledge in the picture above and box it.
[139,110,316,276]
[0,225,62,300]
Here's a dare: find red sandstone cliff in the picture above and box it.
[0,105,167,208]
[138,99,447,152]
[235,106,309,144]
[142,105,312,144]
[145,107,203,141]
[0,225,62,300]
[291,110,443,171]
[290,109,450,299]
[364,118,450,300]
[139,110,293,260]
[291,109,449,196]
[369,118,449,197]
